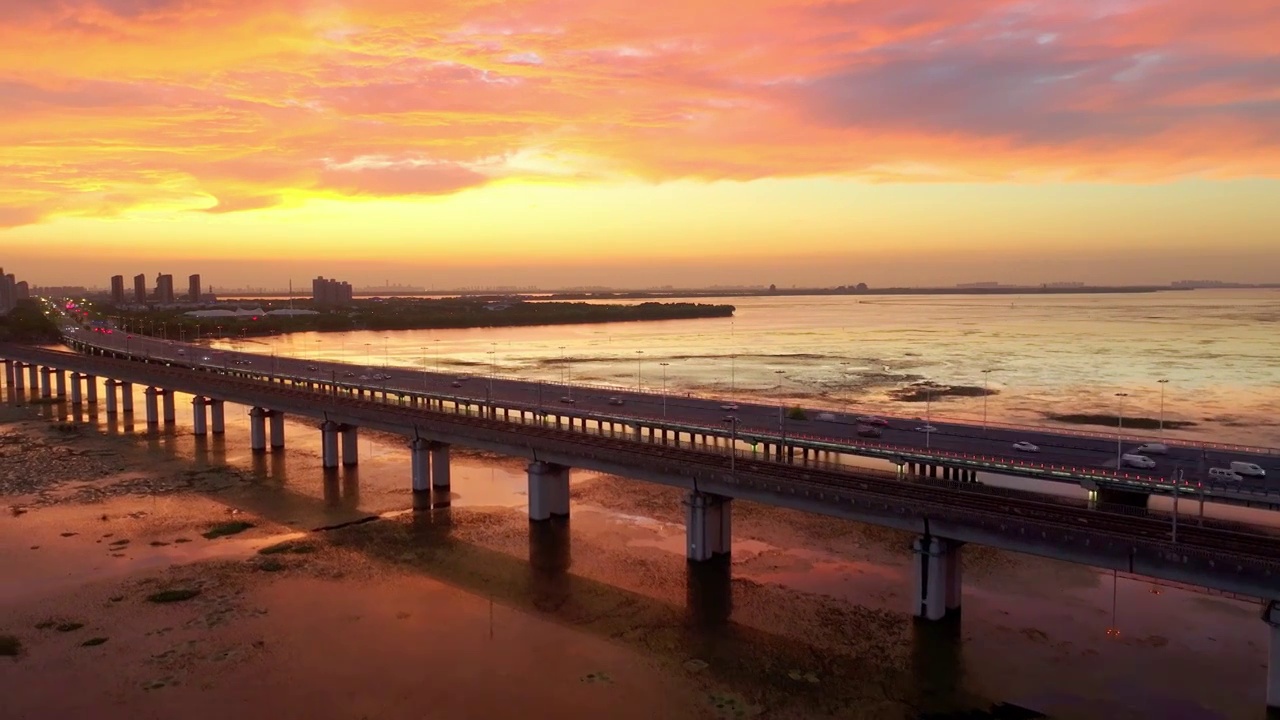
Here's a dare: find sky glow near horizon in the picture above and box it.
[1,0,1278,288]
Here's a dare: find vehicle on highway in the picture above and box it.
[856,415,889,426]
[307,365,318,371]
[1012,441,1039,453]
[1134,443,1168,455]
[201,356,211,361]
[608,397,624,406]
[1121,453,1156,469]
[816,412,837,422]
[359,375,370,381]
[915,424,937,433]
[451,380,462,387]
[855,425,881,438]
[344,372,355,377]
[720,403,738,411]
[1209,467,1244,482]
[560,396,576,404]
[1230,461,1266,478]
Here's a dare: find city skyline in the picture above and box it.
[2,1,1279,286]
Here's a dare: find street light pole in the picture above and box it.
[925,382,933,450]
[635,350,643,392]
[1157,379,1168,438]
[1115,392,1129,468]
[660,362,669,419]
[774,369,786,453]
[981,369,992,434]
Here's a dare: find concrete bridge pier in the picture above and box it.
[410,438,431,494]
[85,375,97,404]
[911,536,963,621]
[144,387,160,426]
[120,382,134,414]
[430,442,451,490]
[268,411,285,450]
[249,407,267,453]
[104,380,119,416]
[684,491,732,562]
[54,370,66,399]
[1266,600,1280,716]
[1,360,12,389]
[528,461,570,521]
[192,397,208,436]
[69,373,83,406]
[320,421,340,468]
[160,389,174,423]
[39,367,52,399]
[10,362,25,390]
[210,400,225,434]
[340,425,359,466]
[27,363,38,390]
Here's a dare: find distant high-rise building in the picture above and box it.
[0,267,15,314]
[312,276,353,306]
[15,281,29,300]
[110,275,125,304]
[155,274,175,304]
[133,274,147,303]
[188,274,201,302]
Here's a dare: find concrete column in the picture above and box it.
[144,387,160,426]
[104,381,118,415]
[160,389,174,423]
[1,360,12,389]
[192,397,208,436]
[684,491,732,562]
[210,400,225,434]
[527,461,570,521]
[69,373,83,405]
[120,382,134,413]
[269,411,285,450]
[27,364,38,389]
[54,370,66,399]
[911,536,963,621]
[430,442,451,490]
[1266,600,1279,715]
[85,375,97,403]
[340,426,359,467]
[320,421,340,468]
[12,363,25,390]
[410,438,431,493]
[39,367,52,398]
[249,407,267,453]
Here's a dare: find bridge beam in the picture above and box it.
[911,536,963,621]
[249,407,267,453]
[1267,600,1280,716]
[210,399,225,434]
[144,387,160,426]
[161,388,177,423]
[1097,487,1150,509]
[430,442,451,490]
[684,491,732,562]
[528,461,570,521]
[410,437,431,494]
[340,425,359,466]
[192,397,208,436]
[268,410,285,450]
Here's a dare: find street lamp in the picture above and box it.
[981,369,993,434]
[1115,392,1129,468]
[420,346,429,391]
[660,362,670,419]
[486,348,496,417]
[1157,379,1169,438]
[723,415,739,474]
[774,369,787,451]
[635,350,644,392]
[558,346,567,383]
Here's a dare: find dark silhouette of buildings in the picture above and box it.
[188,274,201,302]
[133,274,147,304]
[111,275,125,304]
[312,276,353,306]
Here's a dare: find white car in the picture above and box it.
[560,396,576,405]
[1209,467,1243,482]
[720,403,738,411]
[1012,441,1039,453]
[1121,453,1156,469]
[915,424,937,433]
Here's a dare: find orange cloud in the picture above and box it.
[1,0,1278,228]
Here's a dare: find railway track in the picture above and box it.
[12,346,1280,564]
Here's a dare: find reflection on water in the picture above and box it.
[686,555,733,628]
[529,517,572,612]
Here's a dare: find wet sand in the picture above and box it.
[0,400,1271,719]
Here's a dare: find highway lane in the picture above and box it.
[66,325,1280,492]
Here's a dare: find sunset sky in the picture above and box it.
[2,0,1278,289]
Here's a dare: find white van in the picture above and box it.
[1209,468,1243,482]
[1134,443,1168,455]
[1229,461,1266,478]
[1121,453,1156,469]
[816,412,837,422]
